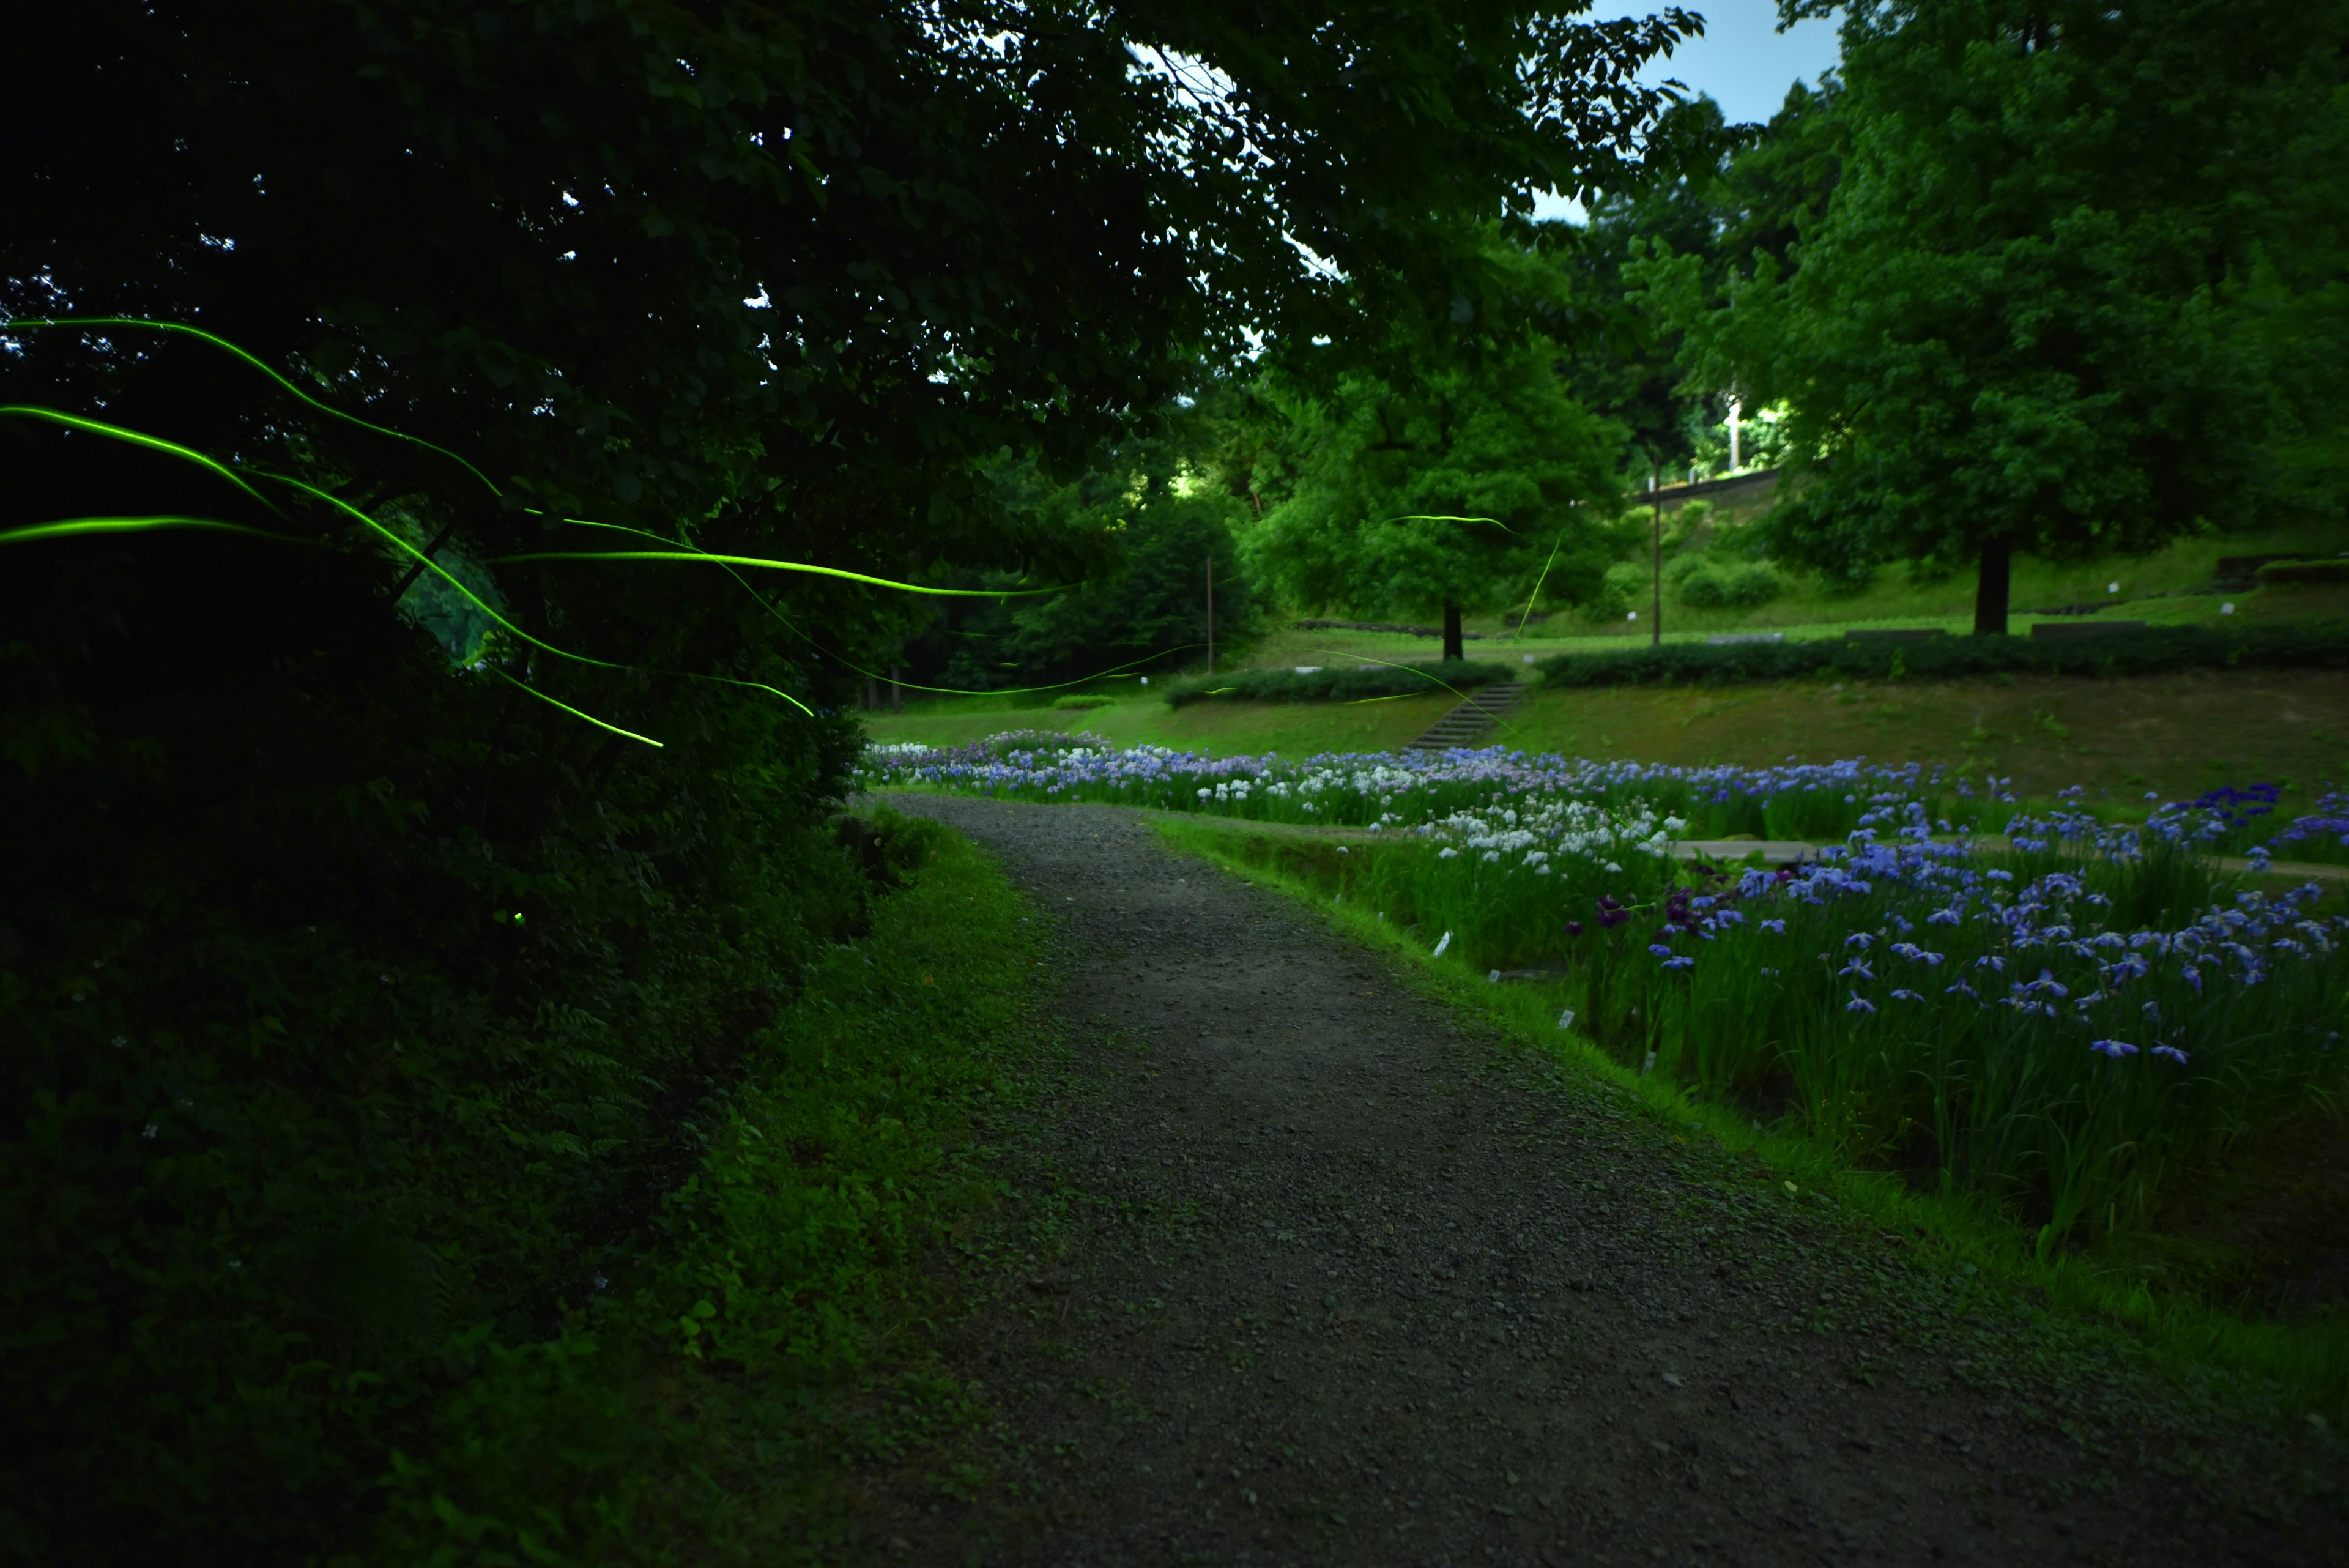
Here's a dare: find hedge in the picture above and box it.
[2258,559,2349,586]
[1534,620,2349,688]
[1164,659,1514,707]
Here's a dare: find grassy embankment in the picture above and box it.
[1158,814,2349,1415]
[374,812,1047,1565]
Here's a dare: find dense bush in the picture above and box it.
[1535,619,2349,687]
[1677,561,1783,609]
[2258,558,2349,585]
[1163,659,1513,707]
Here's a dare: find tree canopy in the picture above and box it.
[1641,0,2349,631]
[1241,334,1628,660]
[1,4,1707,1557]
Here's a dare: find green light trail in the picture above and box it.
[514,517,1179,699]
[1515,529,1571,640]
[495,547,1065,598]
[486,666,664,748]
[0,515,302,548]
[6,317,502,497]
[0,405,280,514]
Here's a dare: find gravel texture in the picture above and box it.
[871,795,2342,1567]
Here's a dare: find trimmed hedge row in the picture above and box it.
[2259,559,2349,585]
[1165,659,1513,707]
[1534,620,2349,688]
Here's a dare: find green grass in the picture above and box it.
[1157,815,2349,1416]
[371,809,1048,1566]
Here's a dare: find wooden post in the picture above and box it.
[1206,554,1215,676]
[1650,458,1663,649]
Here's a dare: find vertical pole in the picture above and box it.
[890,665,903,714]
[1728,395,1743,473]
[1650,458,1663,649]
[1206,554,1215,676]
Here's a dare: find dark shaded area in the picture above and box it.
[1535,620,2349,688]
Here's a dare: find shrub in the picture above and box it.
[1050,693,1117,710]
[2257,557,2349,586]
[1664,550,1712,587]
[1679,563,1783,609]
[1163,660,1512,707]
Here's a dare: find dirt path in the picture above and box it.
[875,797,2337,1567]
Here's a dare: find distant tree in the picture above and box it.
[910,430,1256,689]
[1241,339,1627,661]
[1644,0,2349,633]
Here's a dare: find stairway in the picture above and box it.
[1405,681,1529,752]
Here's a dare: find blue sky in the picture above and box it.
[1531,1,1842,221]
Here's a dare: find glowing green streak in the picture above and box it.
[1515,529,1570,640]
[1379,514,1513,532]
[1294,648,1481,707]
[881,644,1203,697]
[262,477,815,715]
[495,547,1065,598]
[0,515,299,548]
[247,469,630,672]
[518,516,1162,700]
[486,666,662,748]
[0,405,279,514]
[7,318,500,497]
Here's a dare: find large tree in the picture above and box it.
[1242,336,1628,660]
[1644,0,2349,632]
[1,3,1705,1556]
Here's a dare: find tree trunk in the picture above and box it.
[1973,537,2012,636]
[1442,601,1463,663]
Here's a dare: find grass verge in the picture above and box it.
[1155,814,2349,1419]
[371,808,1046,1566]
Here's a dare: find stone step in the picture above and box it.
[1405,682,1530,751]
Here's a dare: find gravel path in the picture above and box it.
[874,796,2337,1567]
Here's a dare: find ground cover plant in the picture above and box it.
[370,810,1047,1564]
[863,736,2349,1287]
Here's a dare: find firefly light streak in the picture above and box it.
[518,518,1196,700]
[6,317,502,497]
[0,514,306,548]
[497,548,1063,596]
[0,319,1253,723]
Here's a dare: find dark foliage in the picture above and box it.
[1,5,1695,1559]
[904,433,1259,692]
[1534,621,2349,688]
